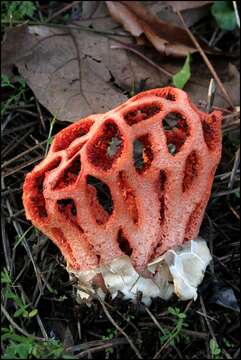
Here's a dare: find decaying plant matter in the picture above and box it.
[23,87,222,304]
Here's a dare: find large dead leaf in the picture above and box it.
[158,1,213,27]
[77,1,118,30]
[106,1,219,58]
[166,1,213,12]
[1,24,169,121]
[81,1,101,19]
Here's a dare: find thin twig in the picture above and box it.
[233,1,240,28]
[1,113,18,132]
[2,128,33,159]
[1,140,47,169]
[145,307,183,358]
[18,284,49,340]
[137,322,210,339]
[1,216,12,272]
[47,1,80,22]
[35,99,46,131]
[97,296,143,359]
[3,183,43,292]
[1,19,131,37]
[74,339,128,358]
[229,205,240,220]
[1,304,44,341]
[2,155,44,178]
[212,187,240,198]
[200,296,216,340]
[2,121,37,136]
[145,307,165,333]
[177,10,234,108]
[228,147,240,189]
[104,301,141,334]
[66,337,127,353]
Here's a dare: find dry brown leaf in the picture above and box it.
[106,1,219,58]
[1,25,168,122]
[153,2,212,28]
[76,1,118,31]
[105,1,143,37]
[81,0,100,19]
[2,25,33,78]
[166,1,213,12]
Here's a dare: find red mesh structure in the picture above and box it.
[23,87,222,273]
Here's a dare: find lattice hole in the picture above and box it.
[124,103,161,126]
[133,135,154,173]
[87,121,123,171]
[28,158,61,220]
[117,228,133,256]
[54,155,81,190]
[87,175,113,225]
[52,119,94,152]
[57,198,77,221]
[163,112,189,155]
[118,171,138,224]
[182,151,199,192]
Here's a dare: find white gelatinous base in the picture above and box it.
[69,237,212,306]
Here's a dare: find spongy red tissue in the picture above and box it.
[23,87,222,279]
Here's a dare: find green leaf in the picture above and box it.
[1,75,15,89]
[168,306,179,316]
[18,1,36,18]
[172,54,191,89]
[210,339,221,358]
[15,343,33,359]
[1,269,12,284]
[28,309,38,318]
[178,313,186,319]
[211,1,237,31]
[13,306,29,318]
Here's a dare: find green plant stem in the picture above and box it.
[45,116,56,156]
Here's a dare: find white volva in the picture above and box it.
[71,237,212,305]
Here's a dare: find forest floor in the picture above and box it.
[1,1,240,359]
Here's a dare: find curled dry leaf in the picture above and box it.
[105,1,142,37]
[1,24,168,122]
[106,1,219,58]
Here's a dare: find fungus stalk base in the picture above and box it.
[70,237,212,306]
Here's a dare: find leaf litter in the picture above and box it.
[1,1,240,359]
[2,1,239,123]
[2,24,170,122]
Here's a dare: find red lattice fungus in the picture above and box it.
[23,87,222,275]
